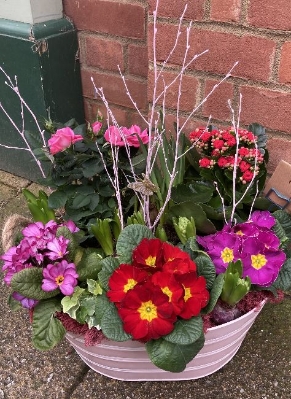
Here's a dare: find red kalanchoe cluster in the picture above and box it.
[189,127,264,184]
[107,238,209,342]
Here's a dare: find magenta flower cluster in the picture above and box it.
[1,220,79,308]
[197,211,286,287]
[104,125,149,147]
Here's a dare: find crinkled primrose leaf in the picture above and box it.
[11,267,60,300]
[163,316,203,345]
[32,298,65,350]
[146,333,205,372]
[116,224,154,264]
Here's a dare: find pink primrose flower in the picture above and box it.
[48,127,83,155]
[42,260,79,295]
[3,260,33,285]
[22,221,45,239]
[62,220,80,233]
[46,236,69,260]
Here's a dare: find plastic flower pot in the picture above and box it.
[66,301,265,381]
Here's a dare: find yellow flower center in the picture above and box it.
[162,286,172,301]
[123,278,137,293]
[55,275,64,285]
[221,247,234,263]
[251,254,267,270]
[184,287,192,302]
[145,255,156,267]
[138,300,157,321]
[236,230,244,236]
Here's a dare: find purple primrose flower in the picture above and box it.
[241,236,286,286]
[198,210,286,287]
[250,210,276,229]
[12,292,39,309]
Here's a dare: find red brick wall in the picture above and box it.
[63,0,148,127]
[63,0,291,172]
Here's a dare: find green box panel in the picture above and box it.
[0,18,85,180]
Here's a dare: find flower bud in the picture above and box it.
[172,216,196,244]
[220,260,251,306]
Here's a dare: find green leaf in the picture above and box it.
[195,255,216,290]
[169,202,216,235]
[94,293,111,325]
[273,210,291,241]
[32,298,66,350]
[146,333,205,372]
[74,185,96,195]
[200,203,231,221]
[61,286,85,315]
[76,248,103,281]
[202,273,225,314]
[100,299,131,341]
[164,317,203,345]
[71,193,91,209]
[48,190,68,209]
[116,224,154,263]
[10,268,60,300]
[89,194,100,211]
[56,226,78,261]
[83,158,104,177]
[87,279,103,295]
[273,259,291,291]
[98,257,120,291]
[7,294,22,311]
[24,130,45,149]
[171,182,214,204]
[98,185,115,197]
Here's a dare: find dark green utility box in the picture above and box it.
[0,18,85,181]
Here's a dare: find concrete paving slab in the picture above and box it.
[0,283,89,399]
[0,171,30,190]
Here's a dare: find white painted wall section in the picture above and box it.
[0,0,63,24]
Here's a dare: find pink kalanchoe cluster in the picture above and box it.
[197,211,286,287]
[48,127,83,155]
[104,125,149,147]
[1,220,79,308]
[189,127,264,184]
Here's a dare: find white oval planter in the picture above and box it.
[66,302,265,381]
